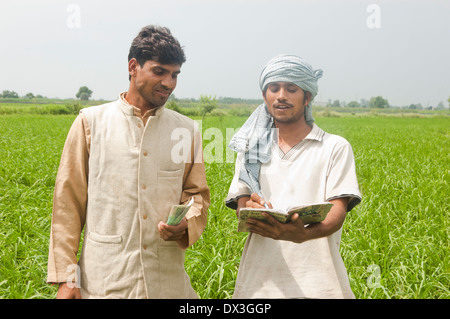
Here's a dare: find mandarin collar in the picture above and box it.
[118,92,165,117]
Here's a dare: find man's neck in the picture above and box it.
[276,120,312,153]
[125,87,158,114]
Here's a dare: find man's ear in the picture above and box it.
[128,58,139,79]
[304,91,312,106]
[262,90,267,104]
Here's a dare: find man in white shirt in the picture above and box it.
[226,54,361,298]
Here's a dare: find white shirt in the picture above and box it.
[226,124,361,298]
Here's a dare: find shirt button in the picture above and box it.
[143,244,147,250]
[143,151,148,156]
[143,214,147,220]
[142,185,146,190]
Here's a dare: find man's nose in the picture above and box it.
[161,74,177,90]
[276,87,288,101]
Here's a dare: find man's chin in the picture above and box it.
[273,115,304,124]
[273,116,295,124]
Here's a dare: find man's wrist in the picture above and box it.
[176,232,189,249]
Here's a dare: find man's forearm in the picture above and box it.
[236,196,251,217]
[303,197,349,241]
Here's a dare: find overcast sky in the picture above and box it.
[1,0,449,107]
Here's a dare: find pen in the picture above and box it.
[258,192,269,208]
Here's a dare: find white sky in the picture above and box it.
[0,0,449,107]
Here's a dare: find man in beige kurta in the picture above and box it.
[47,25,210,299]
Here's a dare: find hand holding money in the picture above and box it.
[158,218,189,249]
[159,197,194,249]
[166,197,194,226]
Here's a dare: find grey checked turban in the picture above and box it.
[260,54,323,125]
[228,54,323,198]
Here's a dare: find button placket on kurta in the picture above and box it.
[136,114,151,295]
[126,112,154,296]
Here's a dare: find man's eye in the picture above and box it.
[152,67,166,75]
[269,86,280,92]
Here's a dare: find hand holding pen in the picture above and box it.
[248,193,272,209]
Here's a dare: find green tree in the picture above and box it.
[1,90,19,98]
[347,101,360,108]
[200,95,217,120]
[408,103,421,110]
[76,86,93,101]
[369,96,389,108]
[166,99,182,113]
[447,96,450,107]
[332,99,341,107]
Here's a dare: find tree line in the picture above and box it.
[328,96,449,110]
[1,86,93,100]
[2,87,449,111]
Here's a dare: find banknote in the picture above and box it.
[166,197,194,226]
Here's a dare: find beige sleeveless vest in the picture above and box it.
[78,99,198,298]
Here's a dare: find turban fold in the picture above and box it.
[228,54,322,199]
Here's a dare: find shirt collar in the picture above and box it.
[118,92,165,117]
[304,123,325,142]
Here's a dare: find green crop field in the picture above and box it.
[0,112,449,299]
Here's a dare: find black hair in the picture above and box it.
[128,25,186,79]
